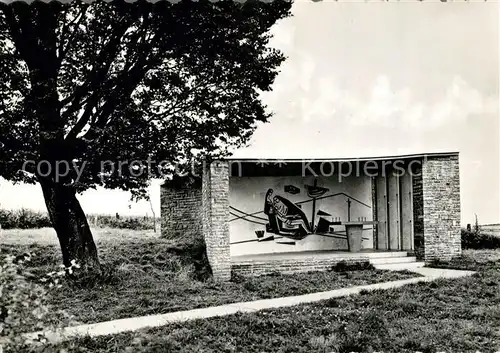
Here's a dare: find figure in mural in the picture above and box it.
[264,188,312,240]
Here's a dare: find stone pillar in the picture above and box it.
[411,162,424,259]
[160,185,202,240]
[371,176,378,250]
[421,155,461,262]
[202,160,231,281]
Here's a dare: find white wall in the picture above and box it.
[229,175,373,256]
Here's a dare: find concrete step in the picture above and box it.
[370,256,417,265]
[373,261,425,271]
[361,251,408,259]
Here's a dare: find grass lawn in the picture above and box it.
[31,249,500,353]
[1,228,418,326]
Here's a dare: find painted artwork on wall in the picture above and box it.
[229,176,374,256]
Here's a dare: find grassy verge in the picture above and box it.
[2,228,418,326]
[0,208,158,230]
[32,249,500,353]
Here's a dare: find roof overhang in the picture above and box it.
[222,151,459,163]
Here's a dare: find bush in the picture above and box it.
[0,251,74,351]
[0,209,51,230]
[330,260,375,273]
[461,228,500,249]
[0,208,159,231]
[85,214,158,230]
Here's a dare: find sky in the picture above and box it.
[0,1,499,224]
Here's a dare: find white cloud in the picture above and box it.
[353,75,412,126]
[270,72,497,131]
[409,75,497,129]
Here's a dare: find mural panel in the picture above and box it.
[229,175,373,256]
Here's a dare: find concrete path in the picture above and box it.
[23,267,475,344]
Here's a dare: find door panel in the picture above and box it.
[387,172,400,250]
[375,176,388,250]
[400,172,413,250]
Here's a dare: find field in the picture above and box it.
[37,249,500,353]
[3,226,500,352]
[1,227,418,327]
[0,208,158,230]
[481,224,500,237]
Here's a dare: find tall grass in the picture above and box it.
[86,213,158,231]
[461,228,500,249]
[0,208,159,231]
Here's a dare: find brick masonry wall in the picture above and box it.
[201,163,212,270]
[160,186,202,240]
[202,161,231,281]
[412,161,424,259]
[232,257,370,277]
[421,155,461,262]
[371,177,377,249]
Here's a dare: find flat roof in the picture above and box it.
[222,151,459,163]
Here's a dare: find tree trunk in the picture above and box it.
[40,180,100,272]
[3,5,100,272]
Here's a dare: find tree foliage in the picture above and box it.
[0,0,292,198]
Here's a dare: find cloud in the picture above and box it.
[426,76,497,126]
[269,72,497,131]
[350,75,412,127]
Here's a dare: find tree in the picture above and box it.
[0,0,291,271]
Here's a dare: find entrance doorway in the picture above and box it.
[375,167,414,251]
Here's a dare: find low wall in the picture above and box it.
[232,256,370,277]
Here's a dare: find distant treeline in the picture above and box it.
[0,208,158,230]
[461,225,500,250]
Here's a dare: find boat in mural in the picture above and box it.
[284,184,301,195]
[304,184,329,198]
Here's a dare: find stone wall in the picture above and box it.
[202,161,231,281]
[160,185,202,240]
[371,176,377,249]
[411,161,424,259]
[232,256,370,277]
[421,155,461,261]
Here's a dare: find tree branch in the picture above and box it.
[63,14,153,140]
[60,21,131,121]
[0,4,36,67]
[57,4,88,64]
[65,93,99,141]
